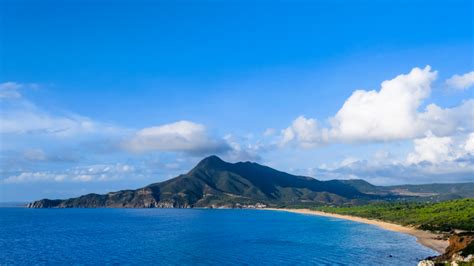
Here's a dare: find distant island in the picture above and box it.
[27,155,474,264]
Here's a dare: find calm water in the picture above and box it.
[0,208,436,265]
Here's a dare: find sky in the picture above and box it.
[0,0,473,201]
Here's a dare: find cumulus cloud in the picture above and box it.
[280,66,473,147]
[123,121,230,155]
[417,100,474,136]
[280,116,327,148]
[465,133,474,153]
[406,132,455,164]
[445,71,474,90]
[407,132,474,164]
[330,66,437,141]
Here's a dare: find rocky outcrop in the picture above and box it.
[419,233,474,266]
[440,233,474,260]
[27,199,63,208]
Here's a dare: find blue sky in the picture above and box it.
[0,0,473,201]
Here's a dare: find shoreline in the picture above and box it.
[265,208,448,254]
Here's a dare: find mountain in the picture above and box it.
[337,179,389,195]
[27,155,372,208]
[27,156,474,208]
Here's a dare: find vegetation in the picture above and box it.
[310,198,474,231]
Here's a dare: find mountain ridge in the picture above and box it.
[27,156,474,208]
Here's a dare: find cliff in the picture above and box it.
[418,232,474,266]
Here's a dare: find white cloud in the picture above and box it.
[0,97,119,138]
[280,116,327,148]
[2,163,135,184]
[1,110,112,137]
[0,82,121,139]
[123,120,229,154]
[417,100,474,136]
[407,132,455,164]
[3,172,68,183]
[280,66,473,147]
[407,132,474,165]
[445,71,474,90]
[309,133,474,185]
[465,133,474,153]
[330,66,437,141]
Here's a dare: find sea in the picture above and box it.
[0,208,436,265]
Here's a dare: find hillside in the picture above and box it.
[313,198,474,231]
[27,156,370,208]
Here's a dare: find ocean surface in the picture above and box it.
[0,208,436,265]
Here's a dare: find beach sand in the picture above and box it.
[265,208,448,254]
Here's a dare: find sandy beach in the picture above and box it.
[265,208,448,254]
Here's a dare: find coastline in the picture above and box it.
[265,208,448,254]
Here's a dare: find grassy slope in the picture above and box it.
[311,198,474,231]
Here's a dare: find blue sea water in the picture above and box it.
[0,208,436,265]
